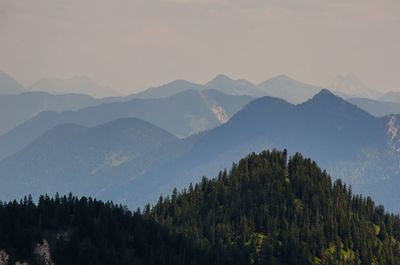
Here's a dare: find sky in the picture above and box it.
[0,0,399,94]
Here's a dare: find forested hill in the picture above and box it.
[147,150,400,265]
[1,150,400,265]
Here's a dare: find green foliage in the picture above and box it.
[147,150,400,265]
[0,194,208,265]
[1,150,400,265]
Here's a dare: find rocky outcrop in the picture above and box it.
[387,115,400,153]
[0,250,9,265]
[34,240,54,265]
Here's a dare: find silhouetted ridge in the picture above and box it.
[301,89,374,118]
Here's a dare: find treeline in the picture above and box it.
[1,150,400,265]
[0,194,207,265]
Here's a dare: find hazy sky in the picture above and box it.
[0,0,399,94]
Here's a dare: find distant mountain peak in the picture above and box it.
[330,73,381,99]
[209,74,234,82]
[166,79,200,87]
[205,74,259,97]
[257,75,322,104]
[303,88,373,118]
[206,74,254,87]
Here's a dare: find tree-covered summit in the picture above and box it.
[147,150,400,265]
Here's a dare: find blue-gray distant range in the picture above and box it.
[0,71,400,212]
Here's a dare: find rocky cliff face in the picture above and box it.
[387,115,400,153]
[34,240,54,265]
[0,250,9,265]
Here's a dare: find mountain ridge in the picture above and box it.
[0,71,27,95]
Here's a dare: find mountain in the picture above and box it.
[133,75,326,104]
[330,73,382,99]
[199,89,253,123]
[205,74,263,97]
[1,150,400,265]
[133,79,203,98]
[29,76,121,98]
[347,97,400,117]
[0,71,26,95]
[150,150,400,265]
[111,89,400,211]
[133,75,261,99]
[379,91,400,104]
[0,92,99,136]
[0,89,251,160]
[256,75,322,104]
[0,118,177,200]
[1,87,399,212]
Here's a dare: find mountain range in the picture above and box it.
[132,74,323,104]
[0,89,252,161]
[1,89,400,213]
[112,89,397,209]
[3,72,397,144]
[0,118,177,200]
[1,70,400,213]
[0,92,101,136]
[29,76,122,98]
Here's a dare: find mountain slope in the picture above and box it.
[149,150,400,265]
[1,89,399,212]
[0,71,26,95]
[0,92,98,136]
[2,150,400,265]
[379,91,400,104]
[114,90,398,211]
[256,75,322,104]
[133,79,204,99]
[0,194,207,265]
[0,89,251,160]
[29,76,121,98]
[347,97,400,116]
[330,73,382,98]
[0,118,177,200]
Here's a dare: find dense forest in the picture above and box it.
[1,150,400,264]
